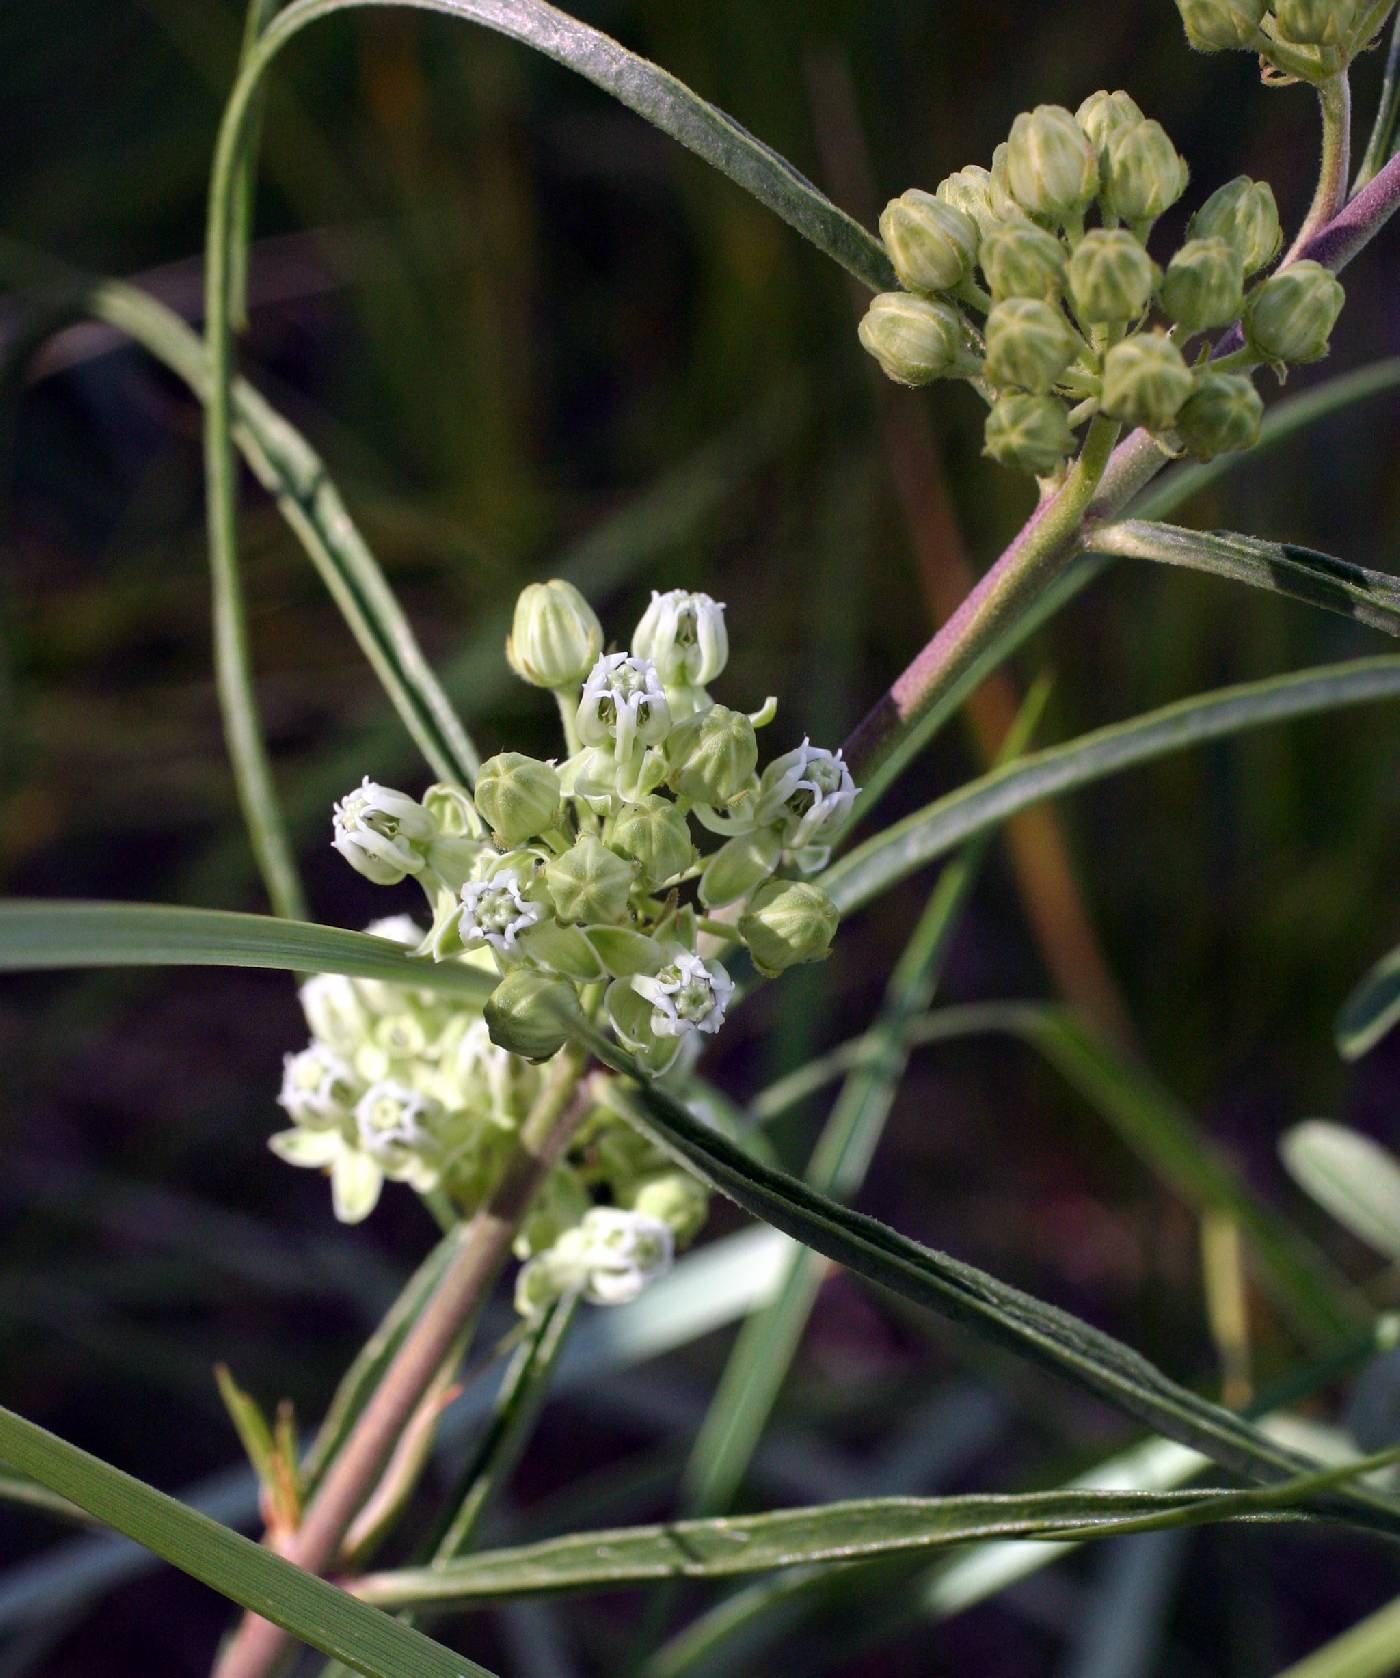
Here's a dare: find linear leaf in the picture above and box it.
[356,1444,1400,1607]
[567,1022,1400,1536]
[1336,937,1400,1058]
[1281,1122,1400,1265]
[0,902,493,1002]
[0,1405,494,1678]
[1271,1591,1400,1678]
[1087,521,1400,636]
[825,656,1400,919]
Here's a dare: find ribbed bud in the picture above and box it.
[608,796,695,888]
[1187,176,1281,274]
[1100,333,1197,429]
[698,826,783,910]
[983,394,1076,476]
[987,145,1028,223]
[628,1171,709,1246]
[1103,120,1189,223]
[1075,90,1145,164]
[1004,105,1099,223]
[1066,229,1157,323]
[857,293,972,386]
[879,189,980,295]
[739,880,840,977]
[1159,237,1245,332]
[544,835,636,925]
[1174,371,1264,460]
[484,969,580,1061]
[1244,260,1345,363]
[664,705,758,805]
[979,221,1066,302]
[506,579,603,690]
[984,298,1080,393]
[1174,0,1267,49]
[474,753,561,847]
[936,166,1001,238]
[1272,0,1358,44]
[632,589,728,686]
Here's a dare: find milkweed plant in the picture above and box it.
[7,1,1400,1675]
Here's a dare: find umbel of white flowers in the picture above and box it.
[859,87,1347,480]
[273,583,854,1315]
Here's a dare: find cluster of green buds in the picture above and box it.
[859,91,1347,475]
[279,579,853,1314]
[1174,0,1396,83]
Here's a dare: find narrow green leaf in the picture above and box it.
[1282,1122,1400,1265]
[825,656,1400,920]
[1337,937,1400,1058]
[0,1405,495,1678]
[1087,521,1400,636]
[0,1471,90,1528]
[0,901,493,1003]
[1271,1591,1400,1678]
[1354,7,1400,189]
[355,1444,1400,1607]
[569,1023,1400,1536]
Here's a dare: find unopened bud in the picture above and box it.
[628,1171,709,1246]
[1244,260,1345,363]
[608,796,695,889]
[879,189,980,295]
[1174,0,1267,50]
[1066,229,1157,324]
[506,579,603,690]
[857,293,973,386]
[1187,176,1281,274]
[475,753,561,847]
[1103,120,1189,223]
[936,166,1001,238]
[739,879,839,977]
[664,705,758,805]
[545,835,636,925]
[1004,105,1099,223]
[983,394,1077,476]
[979,221,1066,302]
[1100,332,1196,429]
[1160,237,1244,331]
[984,297,1080,393]
[484,969,580,1061]
[1272,0,1358,44]
[1174,371,1264,460]
[1075,90,1145,163]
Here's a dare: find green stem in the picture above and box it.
[210,1048,590,1678]
[1283,73,1353,264]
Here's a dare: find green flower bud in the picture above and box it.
[1004,105,1099,223]
[1187,177,1281,274]
[544,835,637,925]
[484,969,580,1061]
[474,753,562,847]
[664,705,758,805]
[506,579,603,690]
[1174,0,1267,50]
[608,795,695,888]
[1159,237,1245,331]
[1075,90,1145,164]
[936,166,1001,238]
[627,1171,709,1247]
[1103,120,1189,223]
[987,145,1029,223]
[1272,0,1358,44]
[878,189,979,295]
[983,394,1076,476]
[698,826,783,909]
[1066,229,1157,323]
[1100,332,1196,429]
[1174,370,1264,460]
[738,880,840,977]
[1244,260,1345,363]
[979,221,1066,302]
[984,298,1080,393]
[857,293,972,386]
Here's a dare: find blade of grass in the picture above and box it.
[1270,1592,1400,1678]
[1336,936,1400,1057]
[0,1405,495,1678]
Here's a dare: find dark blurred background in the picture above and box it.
[3,1,1400,1672]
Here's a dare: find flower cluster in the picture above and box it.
[859,91,1347,476]
[274,582,852,1314]
[1175,0,1392,83]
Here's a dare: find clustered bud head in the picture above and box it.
[879,189,980,295]
[1175,0,1267,50]
[297,583,859,1311]
[860,89,1338,482]
[1173,0,1370,79]
[1175,371,1264,459]
[507,578,603,690]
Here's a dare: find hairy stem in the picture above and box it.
[210,1048,589,1678]
[1282,73,1352,264]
